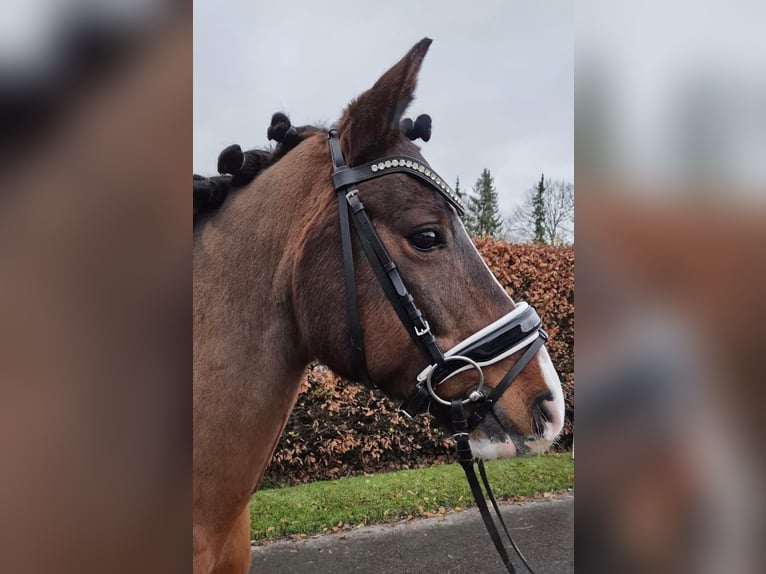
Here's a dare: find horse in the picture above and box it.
[193,38,565,574]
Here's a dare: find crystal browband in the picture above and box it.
[330,154,466,215]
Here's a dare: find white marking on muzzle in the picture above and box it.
[468,438,517,460]
[536,345,565,441]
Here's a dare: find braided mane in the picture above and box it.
[193,112,432,225]
[193,113,321,224]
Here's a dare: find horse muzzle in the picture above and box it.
[398,302,549,425]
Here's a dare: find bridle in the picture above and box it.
[328,129,547,573]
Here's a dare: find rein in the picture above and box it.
[328,129,544,573]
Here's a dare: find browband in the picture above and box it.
[329,150,465,215]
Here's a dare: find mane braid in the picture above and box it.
[193,125,323,225]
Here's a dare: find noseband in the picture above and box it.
[328,129,546,573]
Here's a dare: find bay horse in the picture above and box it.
[193,38,565,574]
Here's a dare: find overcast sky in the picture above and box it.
[193,0,572,214]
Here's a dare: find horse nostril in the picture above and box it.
[531,392,553,435]
[534,392,553,418]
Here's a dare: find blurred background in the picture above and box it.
[0,1,189,573]
[576,0,765,572]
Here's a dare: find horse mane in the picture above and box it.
[193,112,432,226]
[193,113,323,225]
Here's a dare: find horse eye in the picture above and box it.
[408,229,443,251]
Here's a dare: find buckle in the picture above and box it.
[414,320,430,337]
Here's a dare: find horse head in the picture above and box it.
[291,38,565,459]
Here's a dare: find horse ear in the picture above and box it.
[338,37,432,165]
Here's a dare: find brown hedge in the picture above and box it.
[262,239,574,487]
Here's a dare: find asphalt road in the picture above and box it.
[250,494,573,574]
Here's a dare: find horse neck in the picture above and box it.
[193,135,328,398]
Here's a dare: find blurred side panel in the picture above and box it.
[0,2,190,573]
[576,1,765,573]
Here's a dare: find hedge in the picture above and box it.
[262,239,573,487]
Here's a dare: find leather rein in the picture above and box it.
[328,129,542,573]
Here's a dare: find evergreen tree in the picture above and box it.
[465,168,503,239]
[532,173,546,243]
[455,176,474,230]
[506,176,574,245]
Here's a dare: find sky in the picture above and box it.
[193,0,573,214]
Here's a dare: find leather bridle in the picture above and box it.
[328,129,547,573]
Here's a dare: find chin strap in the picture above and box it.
[451,400,536,574]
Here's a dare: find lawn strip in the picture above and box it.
[250,453,573,540]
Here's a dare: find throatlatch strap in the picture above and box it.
[336,189,371,386]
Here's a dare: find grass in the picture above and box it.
[249,453,573,541]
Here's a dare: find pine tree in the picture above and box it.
[532,173,546,243]
[465,168,503,239]
[455,176,474,230]
[506,175,574,245]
